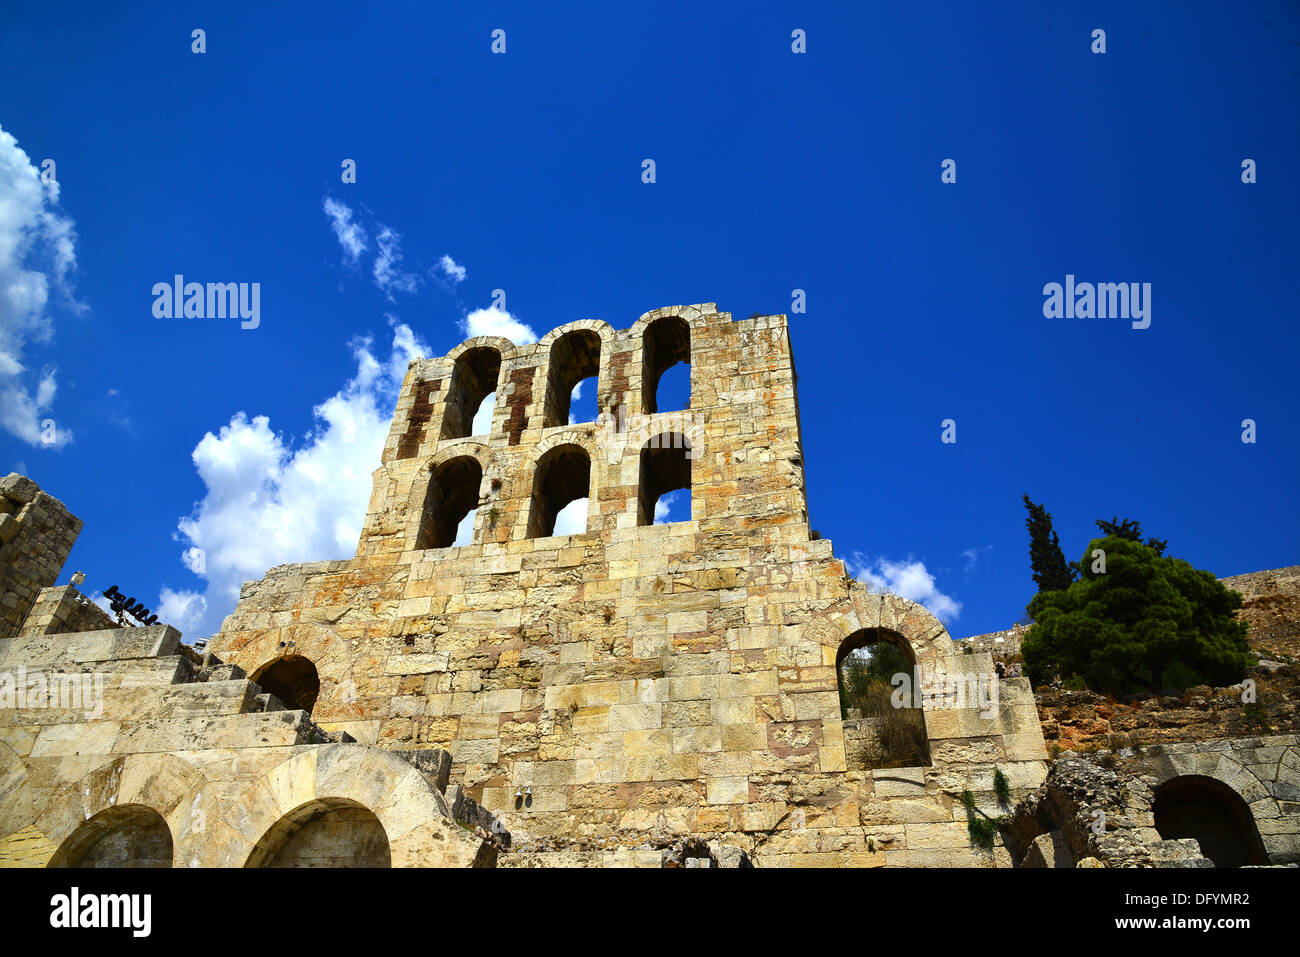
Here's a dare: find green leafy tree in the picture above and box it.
[1022,537,1249,695]
[1023,495,1076,600]
[1095,515,1167,556]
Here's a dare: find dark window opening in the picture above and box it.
[252,656,321,716]
[1153,775,1269,867]
[543,330,601,427]
[416,456,483,549]
[528,444,590,538]
[441,347,501,440]
[637,434,691,526]
[642,316,691,414]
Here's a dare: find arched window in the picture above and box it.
[1153,775,1269,867]
[441,347,501,440]
[527,444,590,538]
[245,798,391,868]
[543,330,601,427]
[417,456,483,549]
[251,655,321,716]
[638,433,691,526]
[642,315,690,414]
[835,629,930,770]
[48,804,173,868]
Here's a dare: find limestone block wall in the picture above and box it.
[0,473,82,642]
[0,603,503,867]
[1005,735,1300,867]
[206,303,1049,867]
[16,585,117,639]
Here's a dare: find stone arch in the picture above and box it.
[415,453,484,549]
[440,345,502,440]
[835,626,916,674]
[812,583,958,672]
[627,303,715,340]
[535,318,615,351]
[539,324,609,428]
[244,797,390,868]
[445,335,518,363]
[1153,774,1269,867]
[1137,745,1290,864]
[527,442,591,538]
[637,431,692,525]
[641,315,691,414]
[251,654,321,715]
[47,803,173,868]
[22,752,211,868]
[225,744,492,868]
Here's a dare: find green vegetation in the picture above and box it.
[1023,495,1076,599]
[992,767,1010,805]
[1023,536,1250,697]
[961,790,997,849]
[838,641,929,767]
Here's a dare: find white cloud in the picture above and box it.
[960,544,994,572]
[553,498,588,536]
[654,491,677,524]
[462,305,537,344]
[372,226,421,299]
[322,197,367,265]
[846,552,962,623]
[438,254,466,283]
[0,124,81,447]
[322,199,422,300]
[451,509,478,547]
[155,587,208,637]
[169,319,432,639]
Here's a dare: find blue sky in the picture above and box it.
[1,1,1296,641]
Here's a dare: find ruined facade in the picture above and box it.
[0,302,1294,868]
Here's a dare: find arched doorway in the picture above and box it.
[48,804,173,868]
[1153,775,1269,867]
[245,798,391,868]
[836,628,930,770]
[251,655,320,716]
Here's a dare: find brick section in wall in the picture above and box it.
[505,367,534,446]
[605,349,632,422]
[396,379,440,460]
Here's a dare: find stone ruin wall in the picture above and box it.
[0,474,83,642]
[0,605,508,868]
[201,303,1049,866]
[17,301,1294,867]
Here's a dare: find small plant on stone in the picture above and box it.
[992,767,1010,805]
[961,790,996,849]
[967,815,996,849]
[487,506,500,529]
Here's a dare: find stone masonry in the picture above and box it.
[0,474,82,642]
[3,301,1294,867]
[200,303,1048,866]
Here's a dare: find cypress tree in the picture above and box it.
[1023,494,1076,598]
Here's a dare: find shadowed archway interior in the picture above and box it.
[251,656,321,716]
